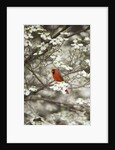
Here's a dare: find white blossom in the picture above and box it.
[71,43,76,47]
[50,55,56,59]
[28,33,33,39]
[78,43,83,47]
[78,38,82,41]
[33,53,37,56]
[40,32,51,41]
[28,41,32,47]
[24,89,30,96]
[24,40,29,46]
[81,70,87,77]
[53,60,72,71]
[36,25,46,31]
[50,39,57,45]
[71,43,80,49]
[55,55,61,61]
[40,33,47,40]
[86,44,90,51]
[50,82,69,94]
[75,45,80,49]
[24,34,29,39]
[37,42,48,54]
[85,59,90,66]
[73,39,78,43]
[57,36,63,42]
[24,40,32,47]
[50,36,63,45]
[83,47,87,52]
[75,98,84,104]
[61,32,70,36]
[40,45,47,51]
[38,51,43,55]
[47,36,51,40]
[29,86,37,92]
[84,36,90,41]
[71,42,83,49]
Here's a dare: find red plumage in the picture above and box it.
[51,69,69,94]
[52,69,64,82]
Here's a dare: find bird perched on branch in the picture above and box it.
[51,69,69,94]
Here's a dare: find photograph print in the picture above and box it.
[24,25,90,125]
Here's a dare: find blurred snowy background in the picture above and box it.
[24,25,90,125]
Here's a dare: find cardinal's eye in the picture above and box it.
[52,70,55,74]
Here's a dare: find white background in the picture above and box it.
[7,7,108,143]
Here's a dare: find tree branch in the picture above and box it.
[52,25,71,38]
[24,26,90,64]
[24,26,70,64]
[25,98,84,113]
[25,64,44,86]
[67,26,90,38]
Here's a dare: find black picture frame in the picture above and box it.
[0,1,112,149]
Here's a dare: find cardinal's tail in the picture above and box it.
[65,89,69,94]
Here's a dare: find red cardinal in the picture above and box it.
[51,69,69,94]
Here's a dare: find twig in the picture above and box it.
[25,98,84,113]
[70,80,90,89]
[24,47,39,64]
[64,68,82,76]
[52,25,71,38]
[25,64,44,86]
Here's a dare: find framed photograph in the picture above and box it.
[6,6,108,144]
